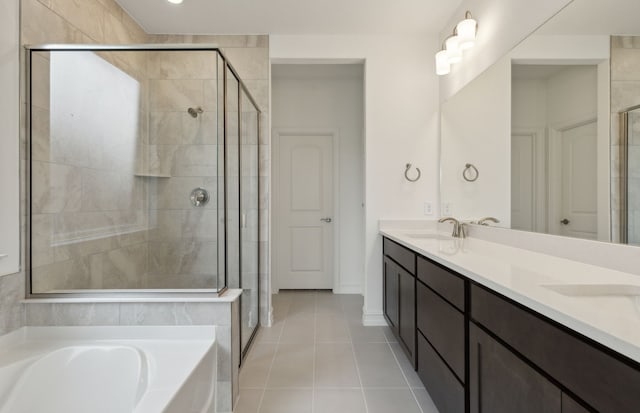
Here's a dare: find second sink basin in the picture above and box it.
[543,284,640,297]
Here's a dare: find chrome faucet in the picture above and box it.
[476,217,500,226]
[438,217,467,238]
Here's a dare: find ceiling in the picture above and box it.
[115,0,464,35]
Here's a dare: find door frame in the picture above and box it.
[548,116,597,236]
[272,128,341,293]
[511,128,547,233]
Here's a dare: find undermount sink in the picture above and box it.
[405,233,450,240]
[543,284,640,297]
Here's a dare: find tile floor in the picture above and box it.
[234,291,439,413]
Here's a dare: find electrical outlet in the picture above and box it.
[442,202,453,216]
[424,202,433,215]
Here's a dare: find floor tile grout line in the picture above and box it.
[349,326,370,413]
[311,291,318,413]
[254,298,289,413]
[386,341,425,413]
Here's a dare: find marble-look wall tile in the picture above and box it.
[154,34,269,49]
[149,79,204,111]
[25,303,120,326]
[148,240,217,276]
[219,48,269,80]
[0,273,25,335]
[31,161,82,214]
[21,0,89,45]
[118,302,231,325]
[30,53,50,110]
[49,0,106,42]
[91,242,148,289]
[611,81,640,113]
[611,48,640,81]
[147,51,217,80]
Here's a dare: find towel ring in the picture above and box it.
[463,163,479,182]
[405,163,421,182]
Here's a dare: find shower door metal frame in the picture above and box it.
[24,44,262,301]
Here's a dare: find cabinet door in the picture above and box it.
[562,394,590,413]
[470,324,561,413]
[383,257,399,331]
[398,266,415,363]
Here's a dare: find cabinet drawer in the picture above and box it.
[417,332,464,413]
[471,284,640,413]
[417,281,465,381]
[383,238,415,274]
[417,256,465,311]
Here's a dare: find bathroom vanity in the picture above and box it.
[381,231,640,413]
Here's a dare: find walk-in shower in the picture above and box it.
[620,105,640,245]
[25,45,260,351]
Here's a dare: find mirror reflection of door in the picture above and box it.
[556,121,598,239]
[511,64,600,240]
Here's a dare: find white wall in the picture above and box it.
[440,56,512,224]
[271,35,440,324]
[271,64,365,293]
[0,0,20,276]
[439,0,573,102]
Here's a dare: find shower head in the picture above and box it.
[187,106,203,118]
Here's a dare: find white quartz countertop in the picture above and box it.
[380,227,640,364]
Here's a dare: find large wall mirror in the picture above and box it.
[441,0,640,246]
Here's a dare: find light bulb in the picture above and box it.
[457,17,477,50]
[445,36,462,64]
[435,50,450,76]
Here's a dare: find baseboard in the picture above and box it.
[362,310,389,326]
[333,285,362,294]
[267,307,274,327]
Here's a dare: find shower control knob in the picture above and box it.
[560,218,570,225]
[190,187,210,207]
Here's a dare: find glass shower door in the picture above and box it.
[240,88,260,356]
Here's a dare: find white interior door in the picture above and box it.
[559,121,598,239]
[277,134,334,289]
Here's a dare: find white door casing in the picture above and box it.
[276,132,335,289]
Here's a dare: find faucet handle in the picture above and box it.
[475,217,500,226]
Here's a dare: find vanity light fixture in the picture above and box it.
[435,50,450,75]
[445,35,462,64]
[456,11,477,50]
[435,11,478,76]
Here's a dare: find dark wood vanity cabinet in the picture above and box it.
[383,238,416,365]
[383,257,399,330]
[471,284,640,413]
[381,236,640,413]
[416,256,466,413]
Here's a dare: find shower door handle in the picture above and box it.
[320,217,332,223]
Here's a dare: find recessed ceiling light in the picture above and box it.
[167,0,183,4]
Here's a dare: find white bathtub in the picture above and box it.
[0,326,216,413]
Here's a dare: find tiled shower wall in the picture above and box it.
[19,0,271,324]
[152,35,271,326]
[145,51,221,289]
[611,36,640,244]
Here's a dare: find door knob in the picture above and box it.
[320,217,332,223]
[560,218,570,225]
